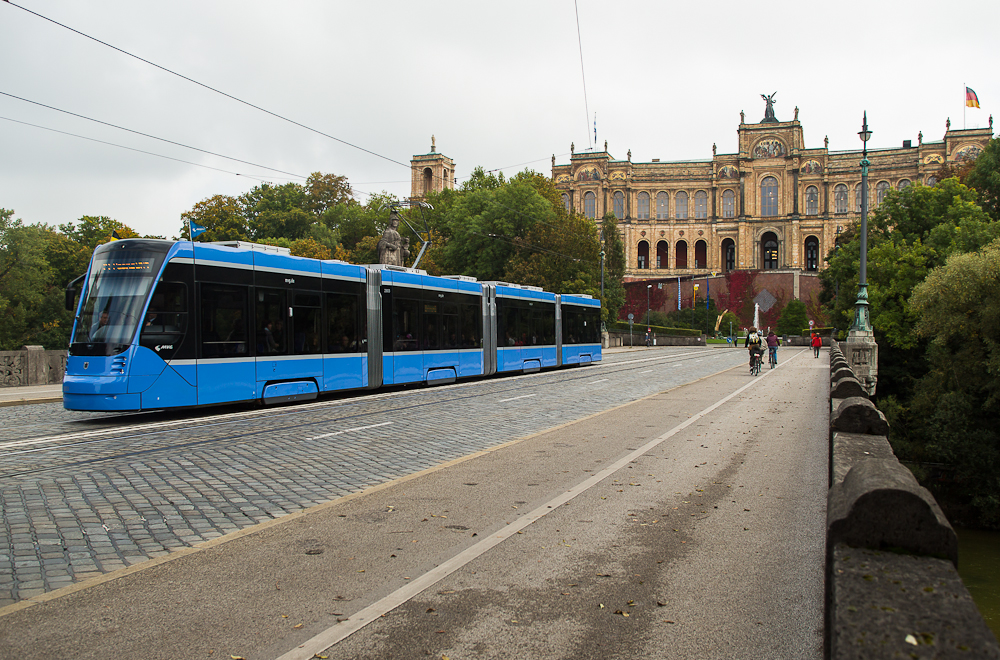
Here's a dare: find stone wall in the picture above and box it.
[0,347,66,387]
[825,343,999,658]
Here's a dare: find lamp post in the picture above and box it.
[846,112,878,395]
[646,284,652,346]
[853,112,872,333]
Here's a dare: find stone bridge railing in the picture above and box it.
[825,343,999,658]
[0,346,66,388]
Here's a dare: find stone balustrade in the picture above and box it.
[825,342,999,658]
[0,346,66,388]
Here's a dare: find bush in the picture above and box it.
[776,299,808,336]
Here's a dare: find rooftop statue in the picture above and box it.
[377,210,410,267]
[761,92,778,123]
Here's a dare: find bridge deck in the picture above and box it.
[0,347,830,659]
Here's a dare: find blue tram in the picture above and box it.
[63,239,602,411]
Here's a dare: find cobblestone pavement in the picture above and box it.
[0,347,751,605]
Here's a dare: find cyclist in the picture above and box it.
[766,330,780,367]
[744,327,764,372]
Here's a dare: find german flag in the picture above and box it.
[966,87,980,108]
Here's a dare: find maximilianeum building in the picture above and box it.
[550,101,993,281]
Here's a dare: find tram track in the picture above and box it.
[0,348,739,478]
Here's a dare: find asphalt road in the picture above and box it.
[0,346,829,659]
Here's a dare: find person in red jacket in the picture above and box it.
[811,332,822,358]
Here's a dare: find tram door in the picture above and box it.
[254,288,323,386]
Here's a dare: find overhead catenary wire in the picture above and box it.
[574,0,592,150]
[0,115,301,183]
[0,91,307,179]
[3,2,595,249]
[4,1,410,171]
[7,2,570,209]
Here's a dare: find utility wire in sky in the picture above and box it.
[574,0,592,150]
[0,115,299,183]
[5,1,411,171]
[0,91,307,179]
[3,2,590,247]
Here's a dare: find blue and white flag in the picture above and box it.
[188,221,207,239]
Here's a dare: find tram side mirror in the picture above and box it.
[65,273,85,311]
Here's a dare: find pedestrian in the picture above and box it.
[811,332,822,358]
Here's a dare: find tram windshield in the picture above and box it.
[70,242,168,356]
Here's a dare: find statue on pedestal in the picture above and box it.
[377,210,410,266]
[761,92,778,123]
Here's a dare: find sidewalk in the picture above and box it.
[0,384,62,406]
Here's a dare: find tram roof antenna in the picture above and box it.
[382,200,434,270]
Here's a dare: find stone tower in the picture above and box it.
[410,135,455,200]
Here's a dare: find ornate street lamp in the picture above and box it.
[853,112,873,333]
[846,112,878,395]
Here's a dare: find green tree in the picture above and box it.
[181,195,248,241]
[600,213,626,323]
[821,178,998,349]
[305,171,353,216]
[775,299,808,336]
[909,241,1000,525]
[0,210,53,349]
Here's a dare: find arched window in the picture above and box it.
[637,240,649,270]
[760,177,778,217]
[762,231,779,269]
[855,183,864,212]
[834,184,848,214]
[805,185,819,216]
[561,193,570,213]
[423,167,433,195]
[656,241,668,269]
[694,240,707,269]
[722,189,735,218]
[675,240,688,268]
[637,192,650,220]
[897,179,911,190]
[584,191,596,219]
[656,192,669,219]
[875,181,890,207]
[676,191,688,219]
[805,236,819,271]
[722,238,736,271]
[613,191,625,220]
[694,191,708,219]
[926,175,937,187]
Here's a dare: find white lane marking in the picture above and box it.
[589,378,609,384]
[639,370,653,374]
[497,394,538,403]
[306,421,392,441]
[274,350,803,660]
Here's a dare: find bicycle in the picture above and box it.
[750,350,763,376]
[768,346,777,369]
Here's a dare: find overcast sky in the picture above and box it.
[2,0,997,239]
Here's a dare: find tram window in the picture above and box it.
[392,296,420,352]
[139,281,188,355]
[325,292,360,353]
[200,284,248,357]
[460,301,481,348]
[423,301,440,350]
[255,289,287,355]
[292,292,321,355]
[442,303,460,348]
[539,305,556,345]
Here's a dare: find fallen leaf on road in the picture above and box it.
[293,624,303,629]
[664,620,676,624]
[614,610,630,617]
[657,601,667,607]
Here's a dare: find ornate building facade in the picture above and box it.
[550,102,993,280]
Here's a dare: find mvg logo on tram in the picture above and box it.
[154,345,174,352]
